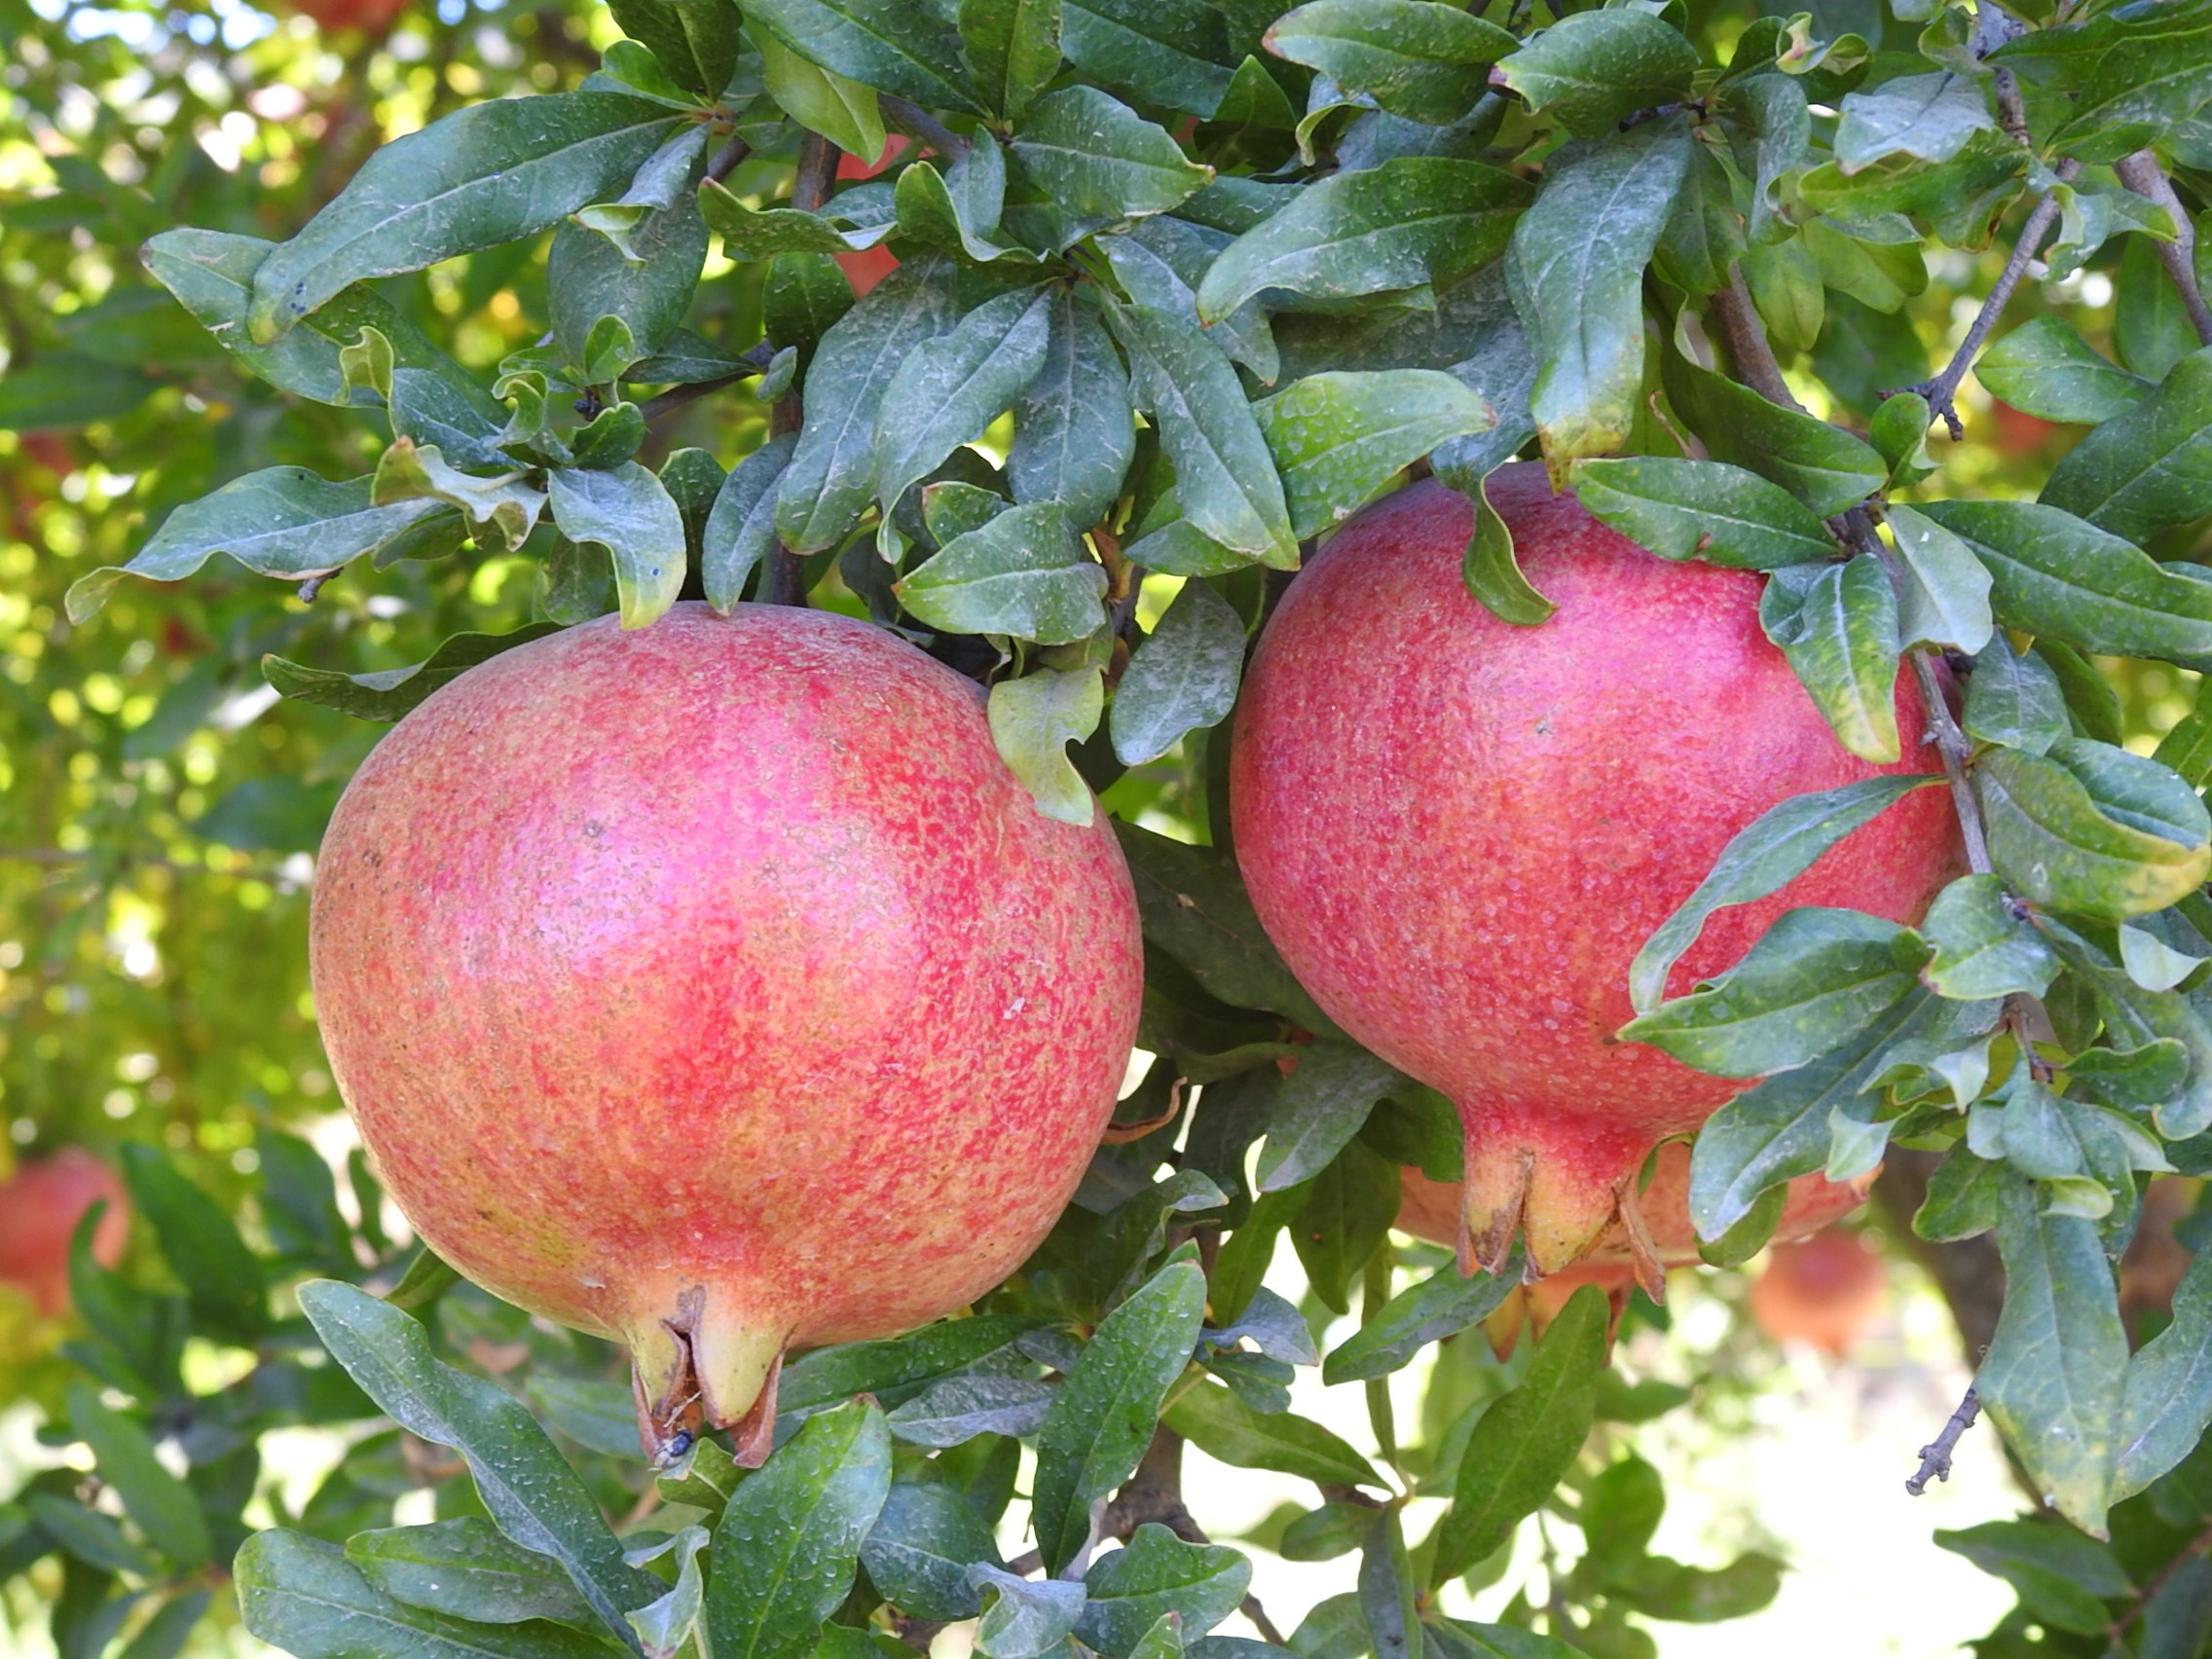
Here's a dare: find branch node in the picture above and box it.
[1906,1384,1983,1495]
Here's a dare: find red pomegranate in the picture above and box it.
[311,605,1143,1462]
[287,0,408,32]
[834,138,907,296]
[1233,467,1960,1279]
[0,1150,129,1316]
[1749,1229,1889,1354]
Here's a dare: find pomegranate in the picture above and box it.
[311,605,1143,1462]
[0,1149,129,1316]
[1233,467,1960,1280]
[834,139,907,297]
[287,0,408,32]
[1749,1229,1889,1354]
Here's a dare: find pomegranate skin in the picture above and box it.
[1232,467,1961,1274]
[312,605,1143,1457]
[0,1150,129,1316]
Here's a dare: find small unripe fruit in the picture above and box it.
[0,1150,129,1316]
[312,606,1142,1461]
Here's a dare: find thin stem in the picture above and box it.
[706,133,752,185]
[637,344,780,425]
[1992,67,2029,147]
[793,130,840,212]
[1906,1384,1983,1495]
[1708,267,1806,411]
[2115,149,2212,347]
[880,93,973,160]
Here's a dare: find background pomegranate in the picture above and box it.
[1749,1229,1890,1355]
[0,1149,129,1316]
[1233,467,1961,1280]
[311,605,1143,1461]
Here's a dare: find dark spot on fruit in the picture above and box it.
[584,820,606,838]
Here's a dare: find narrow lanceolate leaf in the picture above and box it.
[1431,1286,1607,1586]
[1568,457,1835,570]
[1496,10,1699,136]
[1886,503,1994,653]
[1757,558,1903,764]
[1978,1179,2125,1537]
[264,626,558,722]
[897,502,1106,644]
[1510,118,1692,470]
[1629,776,1943,1014]
[347,1520,599,1628]
[1662,351,1887,518]
[885,1373,1053,1447]
[778,260,958,554]
[2042,346,2212,544]
[1977,743,2212,923]
[1977,315,2153,425]
[1114,303,1297,568]
[1914,500,2212,663]
[1079,1525,1252,1655]
[66,1384,209,1569]
[1011,289,1136,530]
[1920,875,2062,1001]
[1263,0,1515,127]
[1256,1043,1408,1192]
[239,1530,621,1659]
[1010,86,1212,221]
[1444,461,1553,625]
[988,666,1106,826]
[1033,1258,1208,1573]
[547,463,687,631]
[1322,1258,1521,1383]
[626,1528,710,1659]
[962,0,1064,121]
[1962,637,2070,755]
[875,286,1053,514]
[1195,158,1531,324]
[294,1282,652,1647]
[2114,1252,2212,1503]
[1112,579,1245,765]
[702,436,796,613]
[742,0,985,113]
[548,184,707,374]
[1255,370,1493,540]
[1059,0,1237,118]
[1833,72,1994,172]
[66,470,444,623]
[1358,1511,1420,1659]
[706,1401,893,1659]
[699,187,872,258]
[1622,907,1925,1079]
[1163,1378,1382,1487]
[755,33,888,161]
[246,92,681,341]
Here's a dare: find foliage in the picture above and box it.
[14,0,2212,1653]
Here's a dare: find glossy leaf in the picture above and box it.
[1256,1043,1409,1193]
[2043,346,2212,544]
[989,665,1106,826]
[1886,503,1994,653]
[742,0,983,113]
[1010,86,1212,220]
[1757,558,1902,764]
[1977,315,2152,425]
[547,462,687,630]
[1080,1525,1252,1655]
[347,1520,598,1628]
[1662,350,1887,517]
[860,1481,1004,1621]
[1921,875,2061,1001]
[885,1373,1055,1447]
[1264,0,1515,127]
[972,1567,1088,1659]
[875,286,1053,516]
[962,0,1065,120]
[1495,11,1699,137]
[702,435,796,612]
[1833,71,1993,171]
[898,502,1105,643]
[1569,457,1835,570]
[1112,578,1246,765]
[1163,1378,1382,1487]
[1255,370,1493,539]
[1009,288,1137,529]
[1977,742,2212,923]
[2114,1251,2212,1502]
[1322,1258,1520,1383]
[1962,637,2069,756]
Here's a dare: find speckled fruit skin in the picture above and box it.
[1233,466,1962,1275]
[312,604,1143,1458]
[0,1150,129,1317]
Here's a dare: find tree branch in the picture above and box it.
[707,133,753,185]
[1905,1384,1983,1495]
[2115,149,2212,347]
[793,130,840,212]
[880,93,972,161]
[1708,267,1806,411]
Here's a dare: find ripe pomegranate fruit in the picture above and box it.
[1749,1229,1888,1355]
[0,1149,129,1316]
[287,0,407,32]
[1233,466,1960,1281]
[312,605,1143,1463]
[834,139,907,296]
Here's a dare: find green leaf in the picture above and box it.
[1914,499,2212,663]
[897,145,1027,265]
[1101,216,1275,382]
[1977,742,2212,923]
[1977,315,2152,425]
[246,93,682,342]
[1962,637,2069,756]
[1256,1043,1408,1192]
[898,501,1106,643]
[1435,461,1553,626]
[263,625,558,722]
[859,1483,1002,1623]
[876,287,1054,514]
[1112,578,1246,765]
[972,1569,1088,1659]
[705,1400,893,1659]
[1033,1258,1208,1572]
[1568,457,1835,571]
[1010,288,1136,530]
[742,0,984,113]
[962,0,1064,121]
[626,1526,710,1659]
[295,1280,652,1646]
[549,178,707,376]
[1263,0,1515,127]
[1291,1139,1400,1313]
[700,187,874,258]
[1431,1285,1607,1585]
[1656,137,1748,296]
[1322,1260,1520,1383]
[374,440,546,552]
[1010,86,1212,220]
[547,462,687,630]
[1060,0,1236,118]
[1510,118,1692,468]
[1194,158,1531,324]
[1921,875,2061,1001]
[1998,2,2212,164]
[65,468,445,623]
[115,1591,211,1659]
[1886,503,1993,653]
[1935,1521,2128,1637]
[780,1317,1047,1415]
[886,1374,1054,1447]
[1114,303,1298,569]
[1757,558,1902,764]
[778,259,958,554]
[534,1377,646,1459]
[118,1143,266,1342]
[348,1520,599,1627]
[1607,1554,1785,1624]
[756,32,889,159]
[1254,370,1493,540]
[703,435,796,612]
[763,254,858,356]
[1080,1526,1252,1655]
[65,1384,208,1569]
[988,666,1106,826]
[1833,71,1993,172]
[1357,1510,1419,1659]
[238,1530,625,1659]
[1977,1179,2126,1536]
[1164,1378,1382,1488]
[1495,11,1698,137]
[2043,346,2212,544]
[2115,1252,2212,1502]
[1662,350,1888,517]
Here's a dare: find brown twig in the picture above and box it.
[1906,1384,1983,1495]
[637,341,781,424]
[1992,67,2030,147]
[793,130,840,213]
[1708,267,1805,411]
[1240,1597,1287,1646]
[2115,150,2212,347]
[880,93,973,161]
[707,134,753,185]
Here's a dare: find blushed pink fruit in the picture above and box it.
[1232,467,1961,1280]
[312,605,1143,1462]
[0,1149,128,1316]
